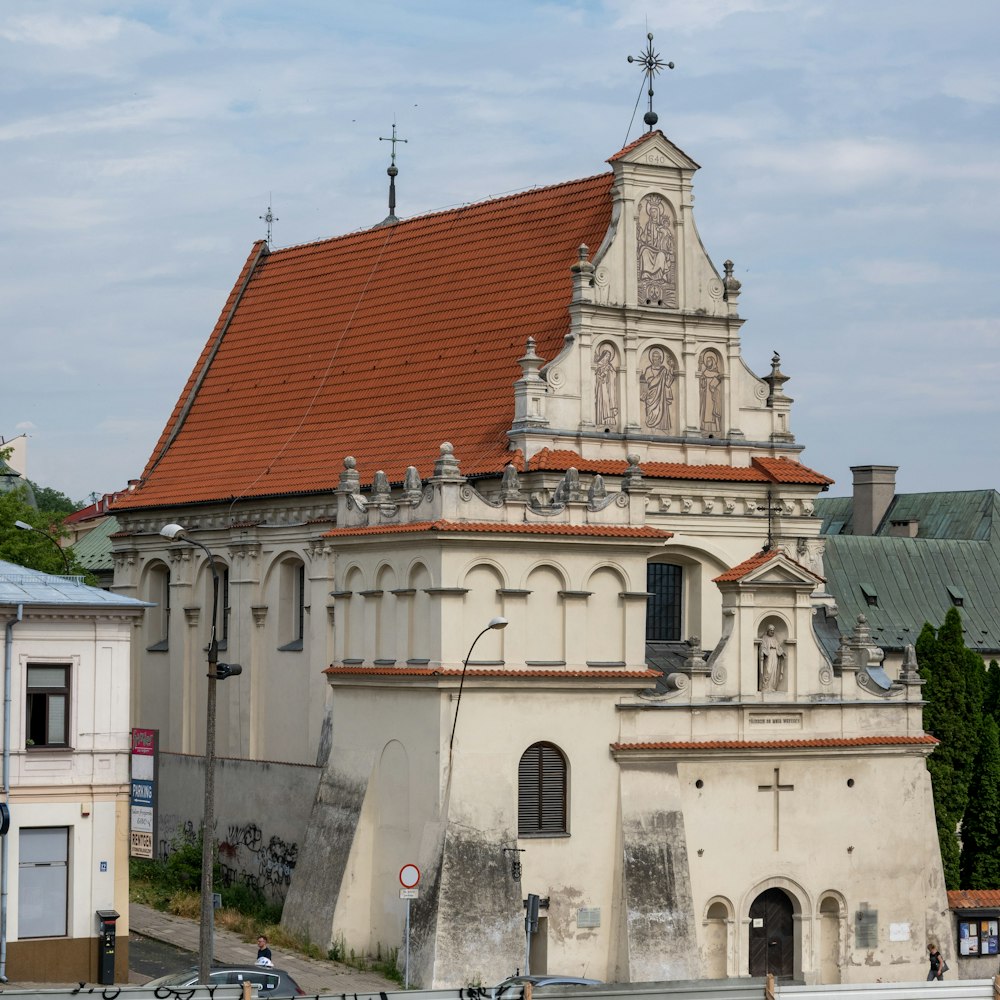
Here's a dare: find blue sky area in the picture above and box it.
[2,0,998,501]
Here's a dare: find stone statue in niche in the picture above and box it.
[636,194,677,306]
[594,346,620,427]
[697,351,724,435]
[758,624,786,692]
[639,346,676,432]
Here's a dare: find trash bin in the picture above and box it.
[96,909,120,985]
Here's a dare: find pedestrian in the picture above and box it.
[926,942,948,981]
[257,935,272,964]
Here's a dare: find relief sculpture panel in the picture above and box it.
[639,346,677,434]
[697,349,724,436]
[636,193,677,307]
[594,343,620,428]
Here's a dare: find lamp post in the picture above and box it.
[160,523,241,985]
[449,616,508,755]
[13,520,71,574]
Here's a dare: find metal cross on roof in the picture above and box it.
[379,122,409,224]
[259,194,278,247]
[627,32,674,132]
[379,121,409,167]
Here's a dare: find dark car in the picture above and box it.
[494,975,602,997]
[145,965,305,997]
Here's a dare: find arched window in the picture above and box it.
[278,557,306,651]
[518,742,568,836]
[146,563,170,652]
[646,562,682,641]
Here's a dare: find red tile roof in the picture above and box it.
[611,735,939,751]
[713,548,782,582]
[525,449,832,486]
[948,889,1000,909]
[322,520,672,540]
[116,174,617,511]
[714,546,825,584]
[325,665,660,680]
[606,130,700,168]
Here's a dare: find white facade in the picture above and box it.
[1,562,144,982]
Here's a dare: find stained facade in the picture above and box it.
[112,131,949,987]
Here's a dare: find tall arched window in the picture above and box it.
[518,742,568,836]
[646,562,682,641]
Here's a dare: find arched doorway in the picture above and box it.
[749,888,794,978]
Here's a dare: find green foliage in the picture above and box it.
[27,481,79,515]
[960,716,1000,889]
[219,882,282,924]
[921,609,997,889]
[0,486,90,577]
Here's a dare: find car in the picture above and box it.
[494,975,603,997]
[145,965,305,997]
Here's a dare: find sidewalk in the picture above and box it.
[129,902,397,995]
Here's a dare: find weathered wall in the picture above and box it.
[280,766,368,945]
[431,826,523,988]
[619,765,697,982]
[156,752,321,903]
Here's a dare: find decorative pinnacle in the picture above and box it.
[627,32,674,131]
[379,122,409,223]
[259,194,278,247]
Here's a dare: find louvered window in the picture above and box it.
[518,742,568,836]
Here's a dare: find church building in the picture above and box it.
[111,119,949,985]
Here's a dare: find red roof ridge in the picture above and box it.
[611,735,939,751]
[265,171,614,258]
[714,546,825,584]
[948,889,1000,909]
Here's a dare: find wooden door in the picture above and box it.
[749,888,794,978]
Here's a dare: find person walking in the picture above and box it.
[926,942,947,981]
[256,935,273,965]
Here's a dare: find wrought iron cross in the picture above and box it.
[259,195,278,247]
[379,121,408,167]
[627,32,674,132]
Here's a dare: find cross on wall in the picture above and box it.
[758,767,794,851]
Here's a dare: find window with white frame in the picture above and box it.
[19,827,69,937]
[25,663,70,748]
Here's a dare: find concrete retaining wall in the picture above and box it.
[155,752,321,903]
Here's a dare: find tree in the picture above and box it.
[919,608,983,889]
[959,715,1000,889]
[27,481,79,516]
[0,486,85,577]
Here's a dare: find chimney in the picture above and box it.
[851,465,897,536]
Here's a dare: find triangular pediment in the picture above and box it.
[608,130,700,172]
[714,549,823,589]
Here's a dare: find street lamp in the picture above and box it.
[449,616,508,755]
[14,520,71,574]
[159,523,241,985]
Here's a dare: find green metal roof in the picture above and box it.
[821,533,1000,654]
[816,489,998,540]
[817,489,1000,653]
[71,516,118,572]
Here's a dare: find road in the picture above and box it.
[129,932,196,982]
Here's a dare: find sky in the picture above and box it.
[2,0,998,503]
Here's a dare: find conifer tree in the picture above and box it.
[919,609,981,888]
[959,715,1000,889]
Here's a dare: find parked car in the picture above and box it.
[145,965,305,997]
[494,975,603,997]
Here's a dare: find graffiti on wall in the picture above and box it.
[218,821,299,897]
[157,816,298,902]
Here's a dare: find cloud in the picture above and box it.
[0,12,124,48]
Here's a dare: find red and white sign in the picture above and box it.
[399,864,420,889]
